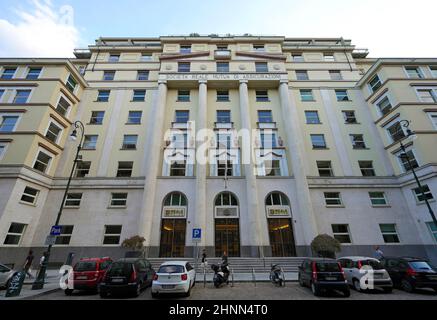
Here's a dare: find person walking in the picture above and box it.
[201,249,208,268]
[373,246,384,260]
[221,251,228,265]
[23,250,34,279]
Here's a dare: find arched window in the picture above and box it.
[265,192,289,206]
[215,192,238,206]
[164,192,187,207]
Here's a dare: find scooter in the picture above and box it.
[211,263,230,288]
[270,264,284,286]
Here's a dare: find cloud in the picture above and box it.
[0,0,79,57]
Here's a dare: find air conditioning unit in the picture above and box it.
[215,207,238,218]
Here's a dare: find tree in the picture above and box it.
[121,235,145,252]
[310,234,341,258]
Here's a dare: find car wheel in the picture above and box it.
[353,279,362,292]
[100,291,108,299]
[311,282,321,296]
[185,286,191,297]
[401,279,414,293]
[298,274,305,287]
[343,287,351,298]
[383,287,393,294]
[5,278,12,289]
[64,289,74,296]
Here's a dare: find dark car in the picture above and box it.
[99,258,155,298]
[380,257,437,293]
[298,258,350,297]
[65,257,112,295]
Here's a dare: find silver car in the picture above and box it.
[338,256,393,292]
[0,263,15,289]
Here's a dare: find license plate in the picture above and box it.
[76,276,87,280]
[325,277,337,281]
[112,278,123,283]
[373,274,383,279]
[162,285,175,289]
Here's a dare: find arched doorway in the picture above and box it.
[214,192,240,257]
[265,192,296,257]
[159,192,187,257]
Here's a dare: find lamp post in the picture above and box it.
[32,121,85,290]
[398,120,437,228]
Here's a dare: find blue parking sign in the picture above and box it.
[192,228,201,240]
[50,225,61,236]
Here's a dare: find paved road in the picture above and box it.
[30,282,437,300]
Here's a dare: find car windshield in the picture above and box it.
[360,260,384,270]
[315,262,340,272]
[74,261,97,272]
[409,261,434,271]
[107,262,132,276]
[158,265,184,274]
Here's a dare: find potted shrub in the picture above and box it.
[310,234,341,259]
[121,235,146,258]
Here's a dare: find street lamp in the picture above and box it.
[32,121,85,290]
[398,119,437,228]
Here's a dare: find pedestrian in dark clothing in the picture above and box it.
[221,251,228,265]
[23,250,34,279]
[201,249,208,268]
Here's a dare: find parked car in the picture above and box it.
[338,256,393,293]
[0,263,15,289]
[298,258,350,297]
[380,257,437,293]
[151,261,196,298]
[99,258,155,298]
[65,257,112,295]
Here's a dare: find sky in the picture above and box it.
[0,0,436,58]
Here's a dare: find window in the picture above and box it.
[3,223,27,245]
[64,193,82,207]
[359,161,376,176]
[175,110,189,123]
[90,111,105,125]
[217,62,229,72]
[164,192,187,206]
[369,192,387,206]
[317,161,334,177]
[0,115,19,132]
[177,90,190,102]
[350,134,366,149]
[141,53,152,61]
[56,96,71,116]
[253,44,265,51]
[324,54,335,62]
[97,90,110,102]
[110,193,128,207]
[300,89,314,101]
[296,70,309,80]
[255,62,268,73]
[430,66,437,78]
[170,161,186,176]
[376,96,392,116]
[264,159,281,176]
[103,71,115,81]
[75,161,91,177]
[342,110,357,124]
[260,133,277,148]
[66,75,77,92]
[127,111,142,124]
[379,224,400,243]
[368,74,382,93]
[55,225,73,245]
[387,121,405,142]
[405,66,423,79]
[305,111,320,124]
[332,224,351,243]
[116,162,133,177]
[0,89,4,100]
[311,134,327,149]
[335,89,349,101]
[426,222,437,242]
[215,192,238,206]
[180,45,191,53]
[256,90,269,102]
[13,90,31,104]
[329,70,342,80]
[45,122,62,143]
[122,135,138,149]
[83,135,98,150]
[398,149,419,171]
[324,192,342,206]
[20,186,39,204]
[217,110,231,123]
[109,54,120,62]
[217,133,231,149]
[412,185,434,203]
[137,70,149,80]
[417,89,437,103]
[33,151,52,173]
[217,90,229,101]
[292,54,304,62]
[258,110,273,123]
[132,90,146,102]
[78,66,86,75]
[26,67,42,80]
[103,225,122,245]
[217,44,228,50]
[429,113,437,129]
[1,67,16,79]
[178,62,190,72]
[0,142,7,159]
[265,192,289,206]
[218,160,233,177]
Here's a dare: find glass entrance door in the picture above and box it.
[159,219,186,257]
[268,218,296,257]
[215,218,240,257]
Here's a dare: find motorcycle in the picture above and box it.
[211,263,230,288]
[270,264,284,286]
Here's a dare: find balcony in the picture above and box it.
[73,49,91,59]
[214,50,231,60]
[215,122,233,129]
[257,122,277,129]
[352,48,369,59]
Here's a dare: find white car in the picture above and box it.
[338,256,393,292]
[151,261,196,298]
[0,263,15,288]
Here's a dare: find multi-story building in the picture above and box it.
[0,36,436,266]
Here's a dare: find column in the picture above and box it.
[278,81,318,250]
[138,81,168,256]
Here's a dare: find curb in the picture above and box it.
[19,287,61,300]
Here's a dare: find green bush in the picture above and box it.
[121,235,145,251]
[311,234,341,258]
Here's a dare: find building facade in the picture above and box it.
[0,36,436,266]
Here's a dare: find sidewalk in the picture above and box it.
[197,272,298,283]
[0,269,61,300]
